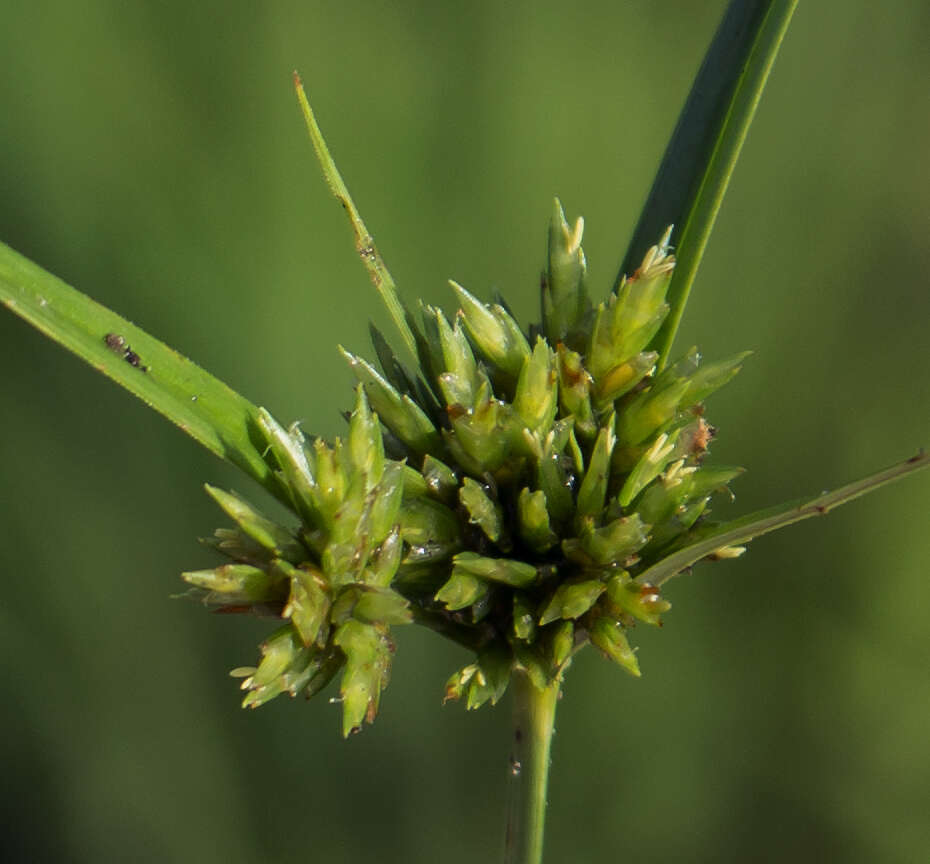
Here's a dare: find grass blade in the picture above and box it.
[0,240,282,501]
[635,451,930,587]
[618,0,799,369]
[293,72,418,360]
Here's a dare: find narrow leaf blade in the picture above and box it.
[618,0,799,369]
[0,240,281,500]
[293,72,418,360]
[635,452,930,587]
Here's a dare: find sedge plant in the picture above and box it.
[0,3,927,862]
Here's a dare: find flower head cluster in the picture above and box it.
[183,200,748,734]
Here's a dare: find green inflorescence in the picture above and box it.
[183,198,750,736]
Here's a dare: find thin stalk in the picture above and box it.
[504,672,560,864]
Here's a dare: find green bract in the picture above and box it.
[184,202,751,735]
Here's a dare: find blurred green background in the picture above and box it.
[1,2,928,861]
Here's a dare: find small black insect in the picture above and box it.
[103,333,148,372]
[124,349,146,370]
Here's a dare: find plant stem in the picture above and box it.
[504,672,560,864]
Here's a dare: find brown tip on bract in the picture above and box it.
[292,70,303,89]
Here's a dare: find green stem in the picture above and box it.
[504,672,560,864]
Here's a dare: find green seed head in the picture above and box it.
[184,204,749,734]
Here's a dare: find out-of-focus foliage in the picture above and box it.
[0,2,927,862]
